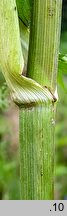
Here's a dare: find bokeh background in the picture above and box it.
[0,0,67,200]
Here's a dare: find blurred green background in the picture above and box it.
[0,0,67,200]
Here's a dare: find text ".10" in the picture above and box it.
[53,203,64,211]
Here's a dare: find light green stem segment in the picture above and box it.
[27,0,62,93]
[0,0,53,105]
[20,103,55,200]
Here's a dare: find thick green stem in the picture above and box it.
[20,104,55,200]
[27,0,62,93]
[0,0,62,200]
[20,0,62,200]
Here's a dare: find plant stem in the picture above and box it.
[20,103,55,199]
[20,0,62,199]
[0,0,62,200]
[27,0,62,93]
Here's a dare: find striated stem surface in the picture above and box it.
[27,0,62,93]
[20,0,62,199]
[20,103,55,199]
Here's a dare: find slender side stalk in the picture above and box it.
[20,0,62,199]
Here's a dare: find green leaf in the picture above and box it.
[16,0,31,27]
